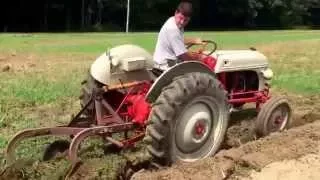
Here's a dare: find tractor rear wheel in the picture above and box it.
[145,72,230,165]
[79,73,104,118]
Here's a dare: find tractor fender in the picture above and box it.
[90,44,155,86]
[90,52,110,85]
[146,61,216,103]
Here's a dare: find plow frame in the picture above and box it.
[3,80,150,179]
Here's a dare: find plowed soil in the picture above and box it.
[1,92,319,180]
[132,92,320,180]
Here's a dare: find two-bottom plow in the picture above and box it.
[2,80,151,179]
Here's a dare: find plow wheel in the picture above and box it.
[145,72,229,165]
[255,96,292,137]
[43,140,70,161]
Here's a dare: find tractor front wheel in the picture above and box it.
[255,96,292,137]
[145,72,230,165]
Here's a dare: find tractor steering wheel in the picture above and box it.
[186,40,218,56]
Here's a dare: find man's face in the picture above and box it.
[174,11,191,29]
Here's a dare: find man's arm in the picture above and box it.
[168,30,204,62]
[181,37,205,61]
[181,37,206,61]
[184,37,202,46]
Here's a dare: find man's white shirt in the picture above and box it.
[153,16,188,65]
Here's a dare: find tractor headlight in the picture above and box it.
[261,68,273,80]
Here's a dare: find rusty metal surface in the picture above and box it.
[64,123,136,179]
[5,127,85,165]
[67,122,134,165]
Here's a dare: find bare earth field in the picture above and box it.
[0,31,320,179]
[132,92,320,180]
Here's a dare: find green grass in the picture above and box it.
[273,72,320,94]
[1,30,320,54]
[0,30,319,132]
[1,69,85,105]
[0,30,320,179]
[0,30,319,119]
[0,137,6,150]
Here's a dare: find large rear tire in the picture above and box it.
[145,72,230,165]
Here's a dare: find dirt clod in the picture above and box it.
[2,63,11,72]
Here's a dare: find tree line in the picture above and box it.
[1,0,320,32]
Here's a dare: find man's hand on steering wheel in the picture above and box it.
[179,39,218,70]
[185,39,218,70]
[186,39,217,56]
[184,37,204,46]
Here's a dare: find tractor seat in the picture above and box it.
[150,59,181,77]
[151,68,164,77]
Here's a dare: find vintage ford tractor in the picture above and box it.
[2,40,292,178]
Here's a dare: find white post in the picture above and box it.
[126,0,130,33]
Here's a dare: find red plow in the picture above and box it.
[3,80,153,179]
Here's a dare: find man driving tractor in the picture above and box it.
[153,0,212,71]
